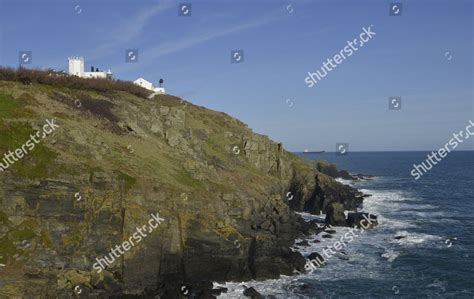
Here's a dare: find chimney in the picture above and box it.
[96,67,99,72]
[91,66,94,72]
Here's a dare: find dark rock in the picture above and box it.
[325,202,347,226]
[346,212,378,229]
[307,252,323,260]
[210,287,228,296]
[306,252,327,267]
[337,170,353,180]
[354,173,374,180]
[335,251,349,261]
[260,219,274,232]
[322,234,333,238]
[243,287,263,298]
[324,229,337,234]
[315,161,373,181]
[295,240,309,246]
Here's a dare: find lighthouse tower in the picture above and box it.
[68,57,84,77]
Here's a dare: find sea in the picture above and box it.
[216,151,474,298]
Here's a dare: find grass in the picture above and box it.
[0,93,36,120]
[0,211,10,225]
[116,170,137,193]
[174,168,204,189]
[0,121,59,179]
[0,94,18,119]
[62,232,83,247]
[41,230,53,248]
[0,237,22,257]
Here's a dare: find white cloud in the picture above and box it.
[112,13,281,74]
[91,0,174,59]
[47,1,173,68]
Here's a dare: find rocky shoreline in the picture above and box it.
[0,81,376,298]
[206,169,378,299]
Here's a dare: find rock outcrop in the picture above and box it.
[315,160,373,181]
[346,212,378,229]
[0,81,366,297]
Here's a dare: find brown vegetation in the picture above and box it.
[0,67,151,98]
[51,91,124,134]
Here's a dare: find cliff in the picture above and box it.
[0,79,364,298]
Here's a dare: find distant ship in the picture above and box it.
[303,149,325,154]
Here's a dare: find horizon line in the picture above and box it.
[293,150,474,153]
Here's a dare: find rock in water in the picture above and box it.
[243,287,263,298]
[325,202,347,226]
[307,252,327,267]
[295,240,310,246]
[347,212,378,229]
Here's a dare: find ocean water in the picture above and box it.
[216,151,474,298]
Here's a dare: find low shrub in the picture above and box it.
[0,67,151,98]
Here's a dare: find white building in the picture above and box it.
[68,57,112,79]
[133,77,165,97]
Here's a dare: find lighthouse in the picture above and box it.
[68,56,112,79]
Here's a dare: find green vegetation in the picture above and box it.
[0,121,59,179]
[0,236,21,257]
[62,231,83,247]
[153,94,182,107]
[0,220,37,258]
[0,93,36,120]
[41,230,53,248]
[10,219,37,240]
[174,168,204,189]
[0,211,9,225]
[0,94,18,119]
[116,170,137,193]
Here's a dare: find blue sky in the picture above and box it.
[0,0,472,151]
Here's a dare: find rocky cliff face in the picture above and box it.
[0,81,363,298]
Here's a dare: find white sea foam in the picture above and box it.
[392,230,443,246]
[426,279,448,292]
[335,178,353,185]
[295,211,324,222]
[214,276,314,298]
[381,248,400,262]
[216,176,444,298]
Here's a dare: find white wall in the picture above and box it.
[83,72,107,79]
[134,78,153,90]
[68,58,84,77]
[153,87,165,93]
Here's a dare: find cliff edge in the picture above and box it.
[0,78,364,298]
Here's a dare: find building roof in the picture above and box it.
[134,77,151,83]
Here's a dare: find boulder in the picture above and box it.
[243,287,263,298]
[346,212,378,229]
[325,202,347,226]
[295,240,309,246]
[306,252,327,267]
